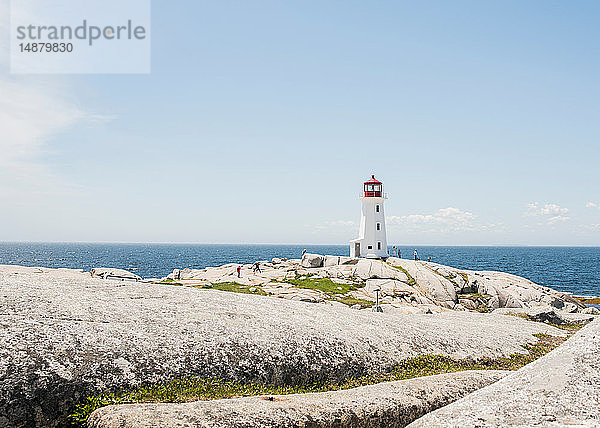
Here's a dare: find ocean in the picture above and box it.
[0,243,598,297]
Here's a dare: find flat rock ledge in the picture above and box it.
[87,370,509,428]
[408,318,600,428]
[0,265,565,428]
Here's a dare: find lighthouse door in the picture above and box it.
[354,242,361,258]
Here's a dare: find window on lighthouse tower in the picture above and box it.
[376,205,380,213]
[376,223,381,231]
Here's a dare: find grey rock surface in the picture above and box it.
[408,319,600,428]
[351,259,408,281]
[388,258,458,308]
[301,253,324,268]
[87,370,509,428]
[0,265,564,427]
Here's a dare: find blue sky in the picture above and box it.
[1,0,599,244]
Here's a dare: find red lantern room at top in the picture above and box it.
[363,175,383,197]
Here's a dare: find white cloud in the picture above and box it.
[547,215,570,225]
[524,202,571,226]
[387,207,488,233]
[586,202,600,210]
[0,79,86,162]
[0,76,100,201]
[525,202,569,217]
[0,0,110,201]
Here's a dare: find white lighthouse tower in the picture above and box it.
[350,175,389,258]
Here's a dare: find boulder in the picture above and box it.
[323,255,340,267]
[527,306,569,324]
[87,371,509,428]
[582,306,600,315]
[90,268,141,282]
[562,301,578,313]
[301,253,324,268]
[351,259,408,282]
[469,271,586,312]
[388,259,457,307]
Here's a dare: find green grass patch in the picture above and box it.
[194,282,267,296]
[547,321,589,332]
[68,333,568,426]
[458,272,469,284]
[334,296,374,309]
[386,263,416,286]
[285,276,359,295]
[580,297,600,304]
[283,277,371,308]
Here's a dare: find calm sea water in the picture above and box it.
[0,243,598,297]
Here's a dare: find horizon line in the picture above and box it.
[1,241,599,248]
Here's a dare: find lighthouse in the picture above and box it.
[349,175,389,258]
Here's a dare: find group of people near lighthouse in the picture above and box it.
[391,246,419,260]
[392,247,430,262]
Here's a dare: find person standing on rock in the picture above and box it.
[414,249,419,261]
[237,265,242,278]
[253,262,261,274]
[392,246,397,257]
